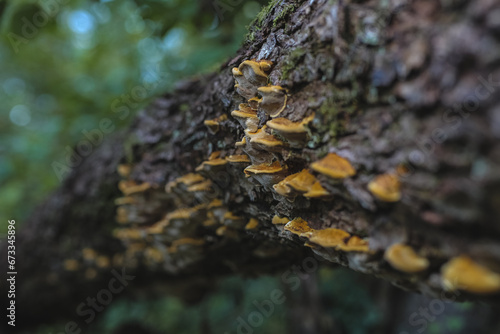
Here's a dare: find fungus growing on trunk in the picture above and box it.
[245,218,259,230]
[307,228,350,248]
[117,164,132,178]
[257,86,287,118]
[166,173,205,193]
[273,169,317,198]
[311,153,356,179]
[245,126,285,151]
[195,151,228,174]
[303,181,330,198]
[368,173,401,202]
[226,154,251,164]
[231,104,260,133]
[441,256,500,294]
[204,114,228,134]
[284,218,315,237]
[384,243,429,273]
[244,161,287,186]
[118,180,151,195]
[232,60,271,99]
[337,236,371,252]
[272,215,290,225]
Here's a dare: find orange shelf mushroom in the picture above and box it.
[273,169,318,197]
[232,60,271,99]
[244,161,287,186]
[368,173,401,202]
[311,153,356,179]
[284,218,315,237]
[307,228,350,248]
[257,86,287,118]
[204,114,228,134]
[337,236,371,252]
[442,256,500,294]
[272,215,290,225]
[303,181,330,198]
[231,104,259,133]
[384,243,429,273]
[245,218,259,230]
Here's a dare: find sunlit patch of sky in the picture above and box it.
[9,105,31,127]
[67,10,96,35]
[161,28,185,52]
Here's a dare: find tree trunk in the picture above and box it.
[3,0,500,331]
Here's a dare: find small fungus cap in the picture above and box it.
[441,255,500,294]
[284,218,314,237]
[226,155,251,163]
[266,114,315,134]
[272,215,290,225]
[303,182,330,198]
[257,86,287,118]
[246,126,285,148]
[245,218,259,230]
[337,236,371,252]
[244,161,285,175]
[308,228,350,247]
[311,153,356,179]
[368,173,401,202]
[384,243,429,273]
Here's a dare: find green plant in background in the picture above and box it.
[0,0,268,231]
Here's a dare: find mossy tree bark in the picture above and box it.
[3,0,500,331]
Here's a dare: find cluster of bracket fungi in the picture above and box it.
[99,60,500,297]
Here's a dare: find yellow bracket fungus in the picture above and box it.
[384,243,429,273]
[442,255,500,294]
[232,60,271,99]
[368,173,401,202]
[226,154,251,164]
[273,169,318,197]
[337,236,371,252]
[303,181,330,198]
[245,218,259,230]
[307,228,350,248]
[117,164,132,178]
[257,86,287,118]
[204,114,228,134]
[118,180,151,195]
[245,126,285,150]
[311,153,356,179]
[165,173,205,193]
[231,104,260,133]
[284,218,315,237]
[272,215,290,225]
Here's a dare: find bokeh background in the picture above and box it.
[1,1,481,333]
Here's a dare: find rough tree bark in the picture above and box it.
[3,0,500,332]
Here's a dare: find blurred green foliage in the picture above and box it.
[0,0,266,231]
